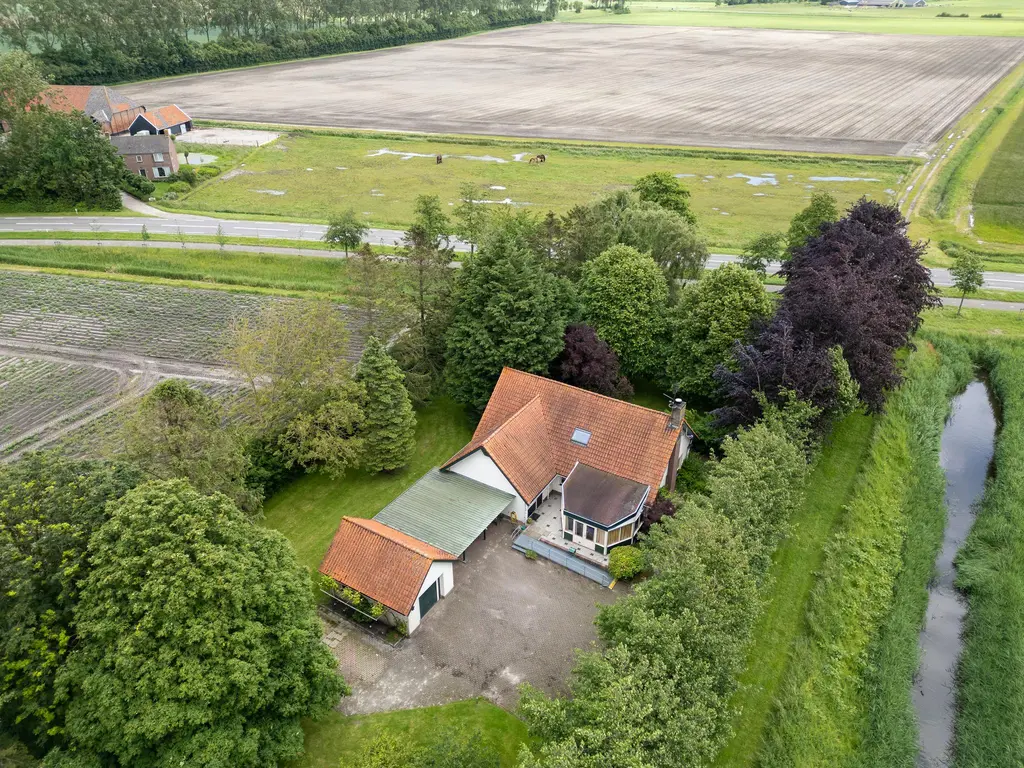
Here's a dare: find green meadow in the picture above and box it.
[560,0,1024,36]
[172,131,910,250]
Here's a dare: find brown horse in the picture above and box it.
[436,154,443,164]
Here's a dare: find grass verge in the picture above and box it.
[758,340,969,766]
[953,342,1024,768]
[289,699,531,768]
[973,98,1024,244]
[714,411,876,768]
[262,398,474,571]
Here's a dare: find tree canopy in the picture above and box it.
[665,264,773,399]
[0,455,140,753]
[445,225,574,411]
[551,324,633,399]
[579,245,669,379]
[51,480,345,768]
[632,172,696,225]
[355,337,417,473]
[123,379,256,512]
[785,191,839,258]
[323,210,367,256]
[950,248,984,315]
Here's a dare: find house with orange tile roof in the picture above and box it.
[442,368,692,559]
[319,517,459,635]
[128,105,193,137]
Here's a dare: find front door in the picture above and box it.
[418,578,439,617]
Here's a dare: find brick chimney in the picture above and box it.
[667,398,686,491]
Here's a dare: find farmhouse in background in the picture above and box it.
[110,134,179,180]
[128,105,194,136]
[41,85,144,135]
[318,368,693,633]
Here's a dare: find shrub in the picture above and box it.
[162,191,178,200]
[121,172,155,200]
[525,549,539,561]
[608,545,644,579]
[196,166,219,180]
[169,166,199,186]
[167,181,191,194]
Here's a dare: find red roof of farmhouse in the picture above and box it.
[138,104,191,130]
[319,517,456,615]
[443,368,681,503]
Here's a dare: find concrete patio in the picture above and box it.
[522,493,609,569]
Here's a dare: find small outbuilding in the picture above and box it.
[129,105,194,136]
[319,517,459,635]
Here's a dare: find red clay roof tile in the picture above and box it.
[444,369,680,501]
[319,517,456,615]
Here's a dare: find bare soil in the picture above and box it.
[125,25,1024,156]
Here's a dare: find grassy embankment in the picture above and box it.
[757,338,972,766]
[714,412,876,767]
[290,699,531,768]
[166,130,908,251]
[560,0,1024,36]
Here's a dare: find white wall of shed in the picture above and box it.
[447,451,527,520]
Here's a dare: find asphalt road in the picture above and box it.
[2,215,1023,292]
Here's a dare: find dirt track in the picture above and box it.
[125,24,1024,156]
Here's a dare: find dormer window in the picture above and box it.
[570,428,591,446]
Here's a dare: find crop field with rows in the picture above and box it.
[0,271,365,363]
[0,358,123,444]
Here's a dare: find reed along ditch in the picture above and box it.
[914,380,997,767]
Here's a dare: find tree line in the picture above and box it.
[0,0,548,84]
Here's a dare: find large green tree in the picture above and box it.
[785,191,839,258]
[0,51,48,127]
[51,480,345,768]
[665,264,774,398]
[632,171,696,225]
[123,379,257,512]
[0,455,140,753]
[445,225,574,411]
[579,245,669,379]
[0,109,123,210]
[355,336,417,473]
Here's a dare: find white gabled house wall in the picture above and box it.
[401,560,454,635]
[446,449,528,520]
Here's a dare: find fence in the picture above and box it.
[512,534,613,587]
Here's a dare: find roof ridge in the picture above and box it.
[480,394,545,447]
[344,516,456,560]
[501,368,672,422]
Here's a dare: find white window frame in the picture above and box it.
[153,152,163,162]
[135,155,142,162]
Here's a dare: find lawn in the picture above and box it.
[560,0,1024,36]
[262,398,475,571]
[922,305,1024,339]
[973,96,1024,244]
[171,131,909,250]
[713,411,876,768]
[289,699,532,768]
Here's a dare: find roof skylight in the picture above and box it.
[571,428,592,446]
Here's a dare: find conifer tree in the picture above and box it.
[356,336,417,472]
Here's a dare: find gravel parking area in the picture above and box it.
[323,521,620,715]
[125,24,1024,155]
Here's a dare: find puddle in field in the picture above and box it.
[178,153,217,165]
[490,185,506,190]
[914,381,997,767]
[728,173,778,186]
[367,148,521,164]
[674,173,696,178]
[808,176,880,182]
[471,198,532,207]
[253,189,286,196]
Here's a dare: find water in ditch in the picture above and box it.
[915,380,997,767]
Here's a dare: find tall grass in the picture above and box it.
[758,341,970,766]
[850,335,973,767]
[954,341,1024,767]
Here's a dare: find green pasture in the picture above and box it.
[560,0,1024,36]
[171,131,909,249]
[289,699,531,768]
[973,100,1024,243]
